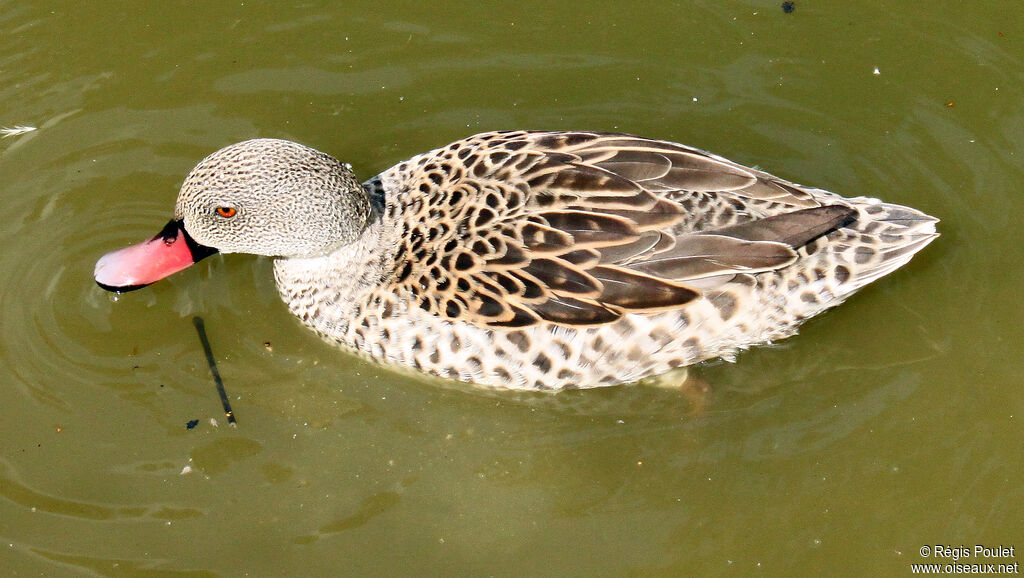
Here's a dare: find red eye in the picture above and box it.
[215,206,237,218]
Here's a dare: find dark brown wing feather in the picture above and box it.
[385,131,855,328]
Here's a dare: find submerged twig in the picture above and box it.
[192,316,237,425]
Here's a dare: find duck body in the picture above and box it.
[95,130,938,390]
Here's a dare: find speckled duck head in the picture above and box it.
[94,139,372,291]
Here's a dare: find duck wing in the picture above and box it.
[383,131,855,328]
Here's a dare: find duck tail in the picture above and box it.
[827,197,939,292]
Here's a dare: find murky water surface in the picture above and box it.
[1,1,1021,575]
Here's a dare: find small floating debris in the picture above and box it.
[0,125,36,138]
[186,419,199,430]
[193,316,238,425]
[782,1,795,14]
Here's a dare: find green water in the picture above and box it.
[1,1,1021,575]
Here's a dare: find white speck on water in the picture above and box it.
[873,67,881,75]
[1,125,36,138]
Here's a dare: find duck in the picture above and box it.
[94,131,938,390]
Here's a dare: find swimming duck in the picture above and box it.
[95,131,938,390]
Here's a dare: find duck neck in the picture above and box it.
[271,210,398,337]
